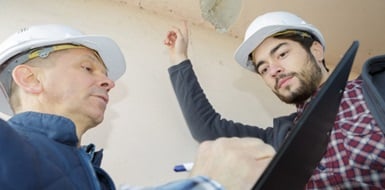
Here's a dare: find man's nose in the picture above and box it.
[100,76,115,92]
[269,62,283,77]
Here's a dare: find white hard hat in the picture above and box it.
[234,11,325,72]
[0,24,126,116]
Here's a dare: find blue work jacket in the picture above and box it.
[0,112,115,190]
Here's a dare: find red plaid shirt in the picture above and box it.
[297,79,385,189]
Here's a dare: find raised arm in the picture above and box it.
[163,21,189,65]
[164,23,296,150]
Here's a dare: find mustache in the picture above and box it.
[274,73,296,90]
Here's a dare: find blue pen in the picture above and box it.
[173,162,194,172]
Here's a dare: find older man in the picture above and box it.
[0,24,274,190]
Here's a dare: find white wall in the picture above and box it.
[0,0,294,188]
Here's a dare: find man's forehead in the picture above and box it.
[59,47,108,70]
[253,38,288,57]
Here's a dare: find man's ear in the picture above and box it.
[310,41,325,63]
[12,65,42,94]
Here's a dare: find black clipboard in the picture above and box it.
[252,41,359,190]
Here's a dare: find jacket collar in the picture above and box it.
[7,111,78,146]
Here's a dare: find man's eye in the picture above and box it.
[82,66,92,72]
[278,51,288,59]
[259,66,268,75]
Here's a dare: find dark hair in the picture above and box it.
[273,30,329,72]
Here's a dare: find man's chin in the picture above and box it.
[274,90,302,105]
[88,109,106,125]
[91,115,104,127]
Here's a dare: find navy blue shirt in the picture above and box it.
[0,112,114,190]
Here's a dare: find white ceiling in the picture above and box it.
[117,0,385,77]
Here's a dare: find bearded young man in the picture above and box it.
[164,11,385,189]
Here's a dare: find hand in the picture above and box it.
[163,21,189,65]
[190,137,275,190]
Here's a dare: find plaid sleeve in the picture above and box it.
[120,176,223,190]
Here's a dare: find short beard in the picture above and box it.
[274,56,323,105]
